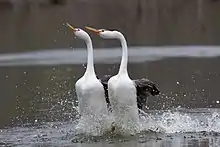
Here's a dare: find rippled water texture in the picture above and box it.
[0,46,220,146]
[1,109,220,146]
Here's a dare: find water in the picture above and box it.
[1,46,220,146]
[1,109,220,146]
[0,46,220,66]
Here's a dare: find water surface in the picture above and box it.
[0,46,220,147]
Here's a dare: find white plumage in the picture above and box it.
[75,74,108,117]
[108,74,139,128]
[106,31,139,129]
[86,27,140,130]
[67,24,108,119]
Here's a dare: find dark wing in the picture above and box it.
[134,78,160,109]
[97,75,112,107]
[97,75,160,110]
[134,78,160,96]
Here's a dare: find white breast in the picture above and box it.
[75,76,108,118]
[108,74,139,129]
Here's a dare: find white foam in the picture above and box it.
[2,108,220,145]
[72,108,220,136]
[139,109,220,134]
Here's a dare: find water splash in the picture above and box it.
[2,108,220,145]
[139,109,220,134]
[54,108,220,136]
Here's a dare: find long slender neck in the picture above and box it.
[118,33,128,75]
[84,38,96,77]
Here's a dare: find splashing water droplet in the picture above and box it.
[82,64,86,69]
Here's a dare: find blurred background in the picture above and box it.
[0,0,220,128]
[1,0,220,52]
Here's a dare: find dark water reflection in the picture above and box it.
[1,55,220,127]
[1,57,220,128]
[0,50,220,146]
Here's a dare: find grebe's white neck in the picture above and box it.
[117,32,128,75]
[84,37,96,77]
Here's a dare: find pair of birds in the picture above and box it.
[66,23,160,128]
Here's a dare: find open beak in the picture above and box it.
[85,26,100,35]
[66,23,77,32]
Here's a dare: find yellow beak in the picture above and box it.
[85,26,100,35]
[66,23,77,32]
